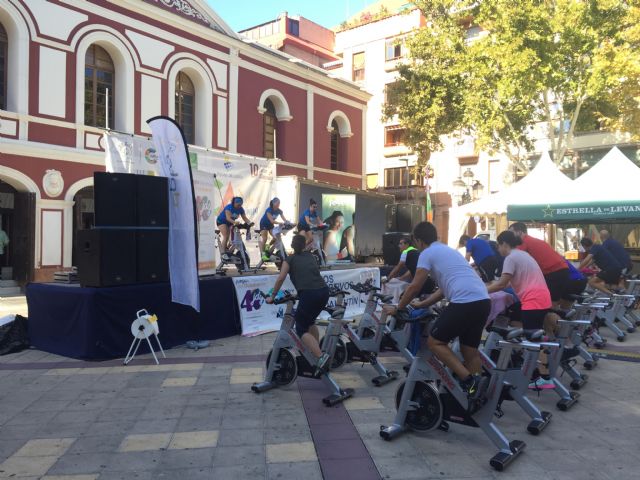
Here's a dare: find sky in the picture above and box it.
[206,1,373,31]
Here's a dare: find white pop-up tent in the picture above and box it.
[447,152,574,246]
[507,147,640,223]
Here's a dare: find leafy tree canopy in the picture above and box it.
[386,0,639,172]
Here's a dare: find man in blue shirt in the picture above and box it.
[459,234,499,282]
[600,230,633,273]
[579,238,622,295]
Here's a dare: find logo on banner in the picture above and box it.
[197,196,213,221]
[144,147,158,165]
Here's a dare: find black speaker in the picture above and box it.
[77,229,136,287]
[396,204,423,233]
[136,229,169,283]
[382,232,411,266]
[385,204,398,232]
[136,175,169,227]
[94,172,136,227]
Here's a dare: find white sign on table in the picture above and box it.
[232,267,381,336]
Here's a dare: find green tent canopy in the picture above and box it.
[508,147,640,224]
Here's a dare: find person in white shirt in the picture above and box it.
[384,222,490,409]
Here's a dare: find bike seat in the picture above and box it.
[487,325,522,340]
[523,329,545,341]
[254,229,262,234]
[567,293,589,302]
[323,306,346,318]
[215,230,220,234]
[374,293,394,303]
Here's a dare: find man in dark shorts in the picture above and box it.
[509,222,569,307]
[384,222,491,406]
[579,238,622,295]
[459,234,500,282]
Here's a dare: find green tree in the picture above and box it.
[386,0,637,173]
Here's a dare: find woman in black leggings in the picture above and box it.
[266,234,331,370]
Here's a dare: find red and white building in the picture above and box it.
[0,0,370,283]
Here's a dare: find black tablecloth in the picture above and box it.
[26,277,240,360]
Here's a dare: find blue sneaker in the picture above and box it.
[528,377,555,390]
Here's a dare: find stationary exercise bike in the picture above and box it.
[251,290,354,406]
[320,282,399,386]
[380,309,526,471]
[215,222,254,275]
[254,222,295,270]
[309,224,329,267]
[480,325,554,435]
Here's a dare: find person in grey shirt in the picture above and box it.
[267,234,331,371]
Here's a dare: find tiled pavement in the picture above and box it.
[1,299,640,478]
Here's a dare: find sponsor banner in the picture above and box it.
[508,201,640,223]
[192,170,216,272]
[104,133,159,175]
[233,267,380,336]
[148,117,200,312]
[104,132,277,270]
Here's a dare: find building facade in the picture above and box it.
[0,0,369,283]
[238,12,338,68]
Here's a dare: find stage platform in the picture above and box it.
[26,264,387,360]
[26,276,239,360]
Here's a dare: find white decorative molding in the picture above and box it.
[206,59,228,90]
[149,0,210,25]
[140,75,162,134]
[217,97,227,148]
[42,170,65,198]
[257,89,292,122]
[126,30,175,69]
[28,0,88,41]
[38,46,67,118]
[0,117,18,137]
[327,110,353,138]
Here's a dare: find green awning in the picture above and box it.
[508,201,640,223]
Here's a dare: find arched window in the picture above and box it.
[330,120,339,170]
[263,99,276,158]
[0,23,7,111]
[175,72,195,144]
[84,45,115,128]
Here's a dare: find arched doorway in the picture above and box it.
[71,186,94,267]
[0,177,36,285]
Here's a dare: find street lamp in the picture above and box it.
[453,168,483,205]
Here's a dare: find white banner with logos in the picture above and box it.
[232,267,380,336]
[148,117,200,312]
[103,132,277,272]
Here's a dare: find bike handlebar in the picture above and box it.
[351,282,380,293]
[328,287,350,297]
[258,289,297,305]
[234,222,254,230]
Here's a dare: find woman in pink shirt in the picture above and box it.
[488,230,554,389]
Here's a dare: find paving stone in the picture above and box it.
[168,430,219,449]
[211,463,266,480]
[161,377,197,387]
[266,442,317,463]
[42,475,99,480]
[267,460,323,480]
[66,436,125,455]
[44,453,110,476]
[103,451,163,472]
[0,454,59,477]
[155,448,215,470]
[13,438,76,457]
[217,428,266,447]
[118,433,171,452]
[129,418,179,435]
[343,396,385,411]
[213,445,265,466]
